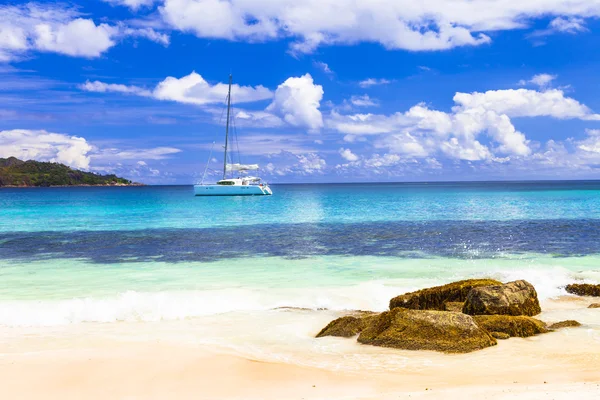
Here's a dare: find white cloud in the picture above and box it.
[577,129,600,153]
[0,3,169,61]
[518,73,557,88]
[529,16,588,39]
[314,61,333,75]
[154,72,273,105]
[121,27,170,46]
[264,151,326,176]
[359,78,392,88]
[156,0,600,53]
[350,95,378,107]
[79,80,153,97]
[0,129,92,169]
[92,147,181,163]
[103,0,158,10]
[329,86,600,162]
[34,18,117,57]
[266,74,324,132]
[81,72,273,105]
[549,17,587,34]
[0,128,184,183]
[339,147,359,161]
[80,72,325,131]
[452,88,598,119]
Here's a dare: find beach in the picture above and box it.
[1,296,599,399]
[1,183,600,398]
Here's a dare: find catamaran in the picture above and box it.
[194,75,272,196]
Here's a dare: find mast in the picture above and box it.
[223,74,232,180]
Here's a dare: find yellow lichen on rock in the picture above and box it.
[357,308,497,353]
[389,279,502,311]
[473,315,548,337]
[463,280,542,316]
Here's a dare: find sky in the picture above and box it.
[3,2,600,183]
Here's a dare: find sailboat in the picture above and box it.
[194,75,273,196]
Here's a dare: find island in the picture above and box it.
[0,157,142,187]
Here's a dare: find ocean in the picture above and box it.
[1,182,600,370]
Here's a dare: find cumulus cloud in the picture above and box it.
[156,0,600,53]
[33,18,117,57]
[264,151,326,176]
[0,129,92,169]
[154,72,273,105]
[266,74,324,132]
[329,86,600,163]
[577,129,600,153]
[80,72,326,131]
[339,148,359,162]
[0,128,183,181]
[452,88,598,120]
[0,3,169,61]
[81,72,273,105]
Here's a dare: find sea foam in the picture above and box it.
[0,266,596,328]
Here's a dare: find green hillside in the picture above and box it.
[0,157,139,187]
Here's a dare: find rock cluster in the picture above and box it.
[317,278,585,353]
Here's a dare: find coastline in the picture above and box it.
[0,183,145,188]
[1,296,599,399]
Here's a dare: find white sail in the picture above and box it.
[226,163,259,172]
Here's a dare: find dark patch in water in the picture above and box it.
[1,220,599,263]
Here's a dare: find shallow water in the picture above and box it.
[0,183,599,362]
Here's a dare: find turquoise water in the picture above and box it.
[2,182,600,232]
[1,182,600,327]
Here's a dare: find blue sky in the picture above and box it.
[3,1,600,183]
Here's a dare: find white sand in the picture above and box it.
[1,296,599,399]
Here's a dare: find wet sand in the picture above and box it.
[1,296,599,399]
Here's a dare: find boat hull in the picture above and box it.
[194,184,272,196]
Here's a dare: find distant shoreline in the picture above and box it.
[0,183,145,188]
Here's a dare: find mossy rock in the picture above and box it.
[463,280,542,316]
[316,314,378,338]
[444,302,465,312]
[490,331,510,340]
[548,320,581,330]
[473,315,548,338]
[389,279,502,311]
[357,308,497,353]
[566,284,600,297]
[589,303,600,309]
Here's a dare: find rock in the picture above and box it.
[316,314,378,338]
[566,284,600,297]
[473,315,548,337]
[389,279,502,311]
[463,280,542,316]
[357,308,497,353]
[548,320,581,330]
[444,302,465,312]
[490,331,510,340]
[589,303,600,309]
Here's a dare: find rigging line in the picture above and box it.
[230,104,242,165]
[200,141,216,185]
